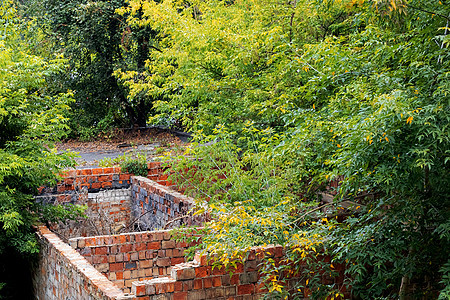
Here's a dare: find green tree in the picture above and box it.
[25,0,161,135]
[1,1,83,296]
[125,0,449,297]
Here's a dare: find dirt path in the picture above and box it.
[57,128,190,168]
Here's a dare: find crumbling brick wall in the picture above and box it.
[69,230,200,294]
[32,226,133,300]
[130,176,204,231]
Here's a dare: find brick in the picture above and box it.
[224,286,236,297]
[135,242,147,251]
[173,267,195,280]
[187,290,206,300]
[240,272,258,284]
[203,277,213,289]
[193,279,202,290]
[130,252,138,261]
[102,181,112,188]
[212,276,222,287]
[238,284,254,295]
[173,291,188,300]
[80,169,93,175]
[231,274,240,285]
[147,242,161,250]
[132,282,146,296]
[139,260,153,269]
[156,258,171,267]
[195,266,210,278]
[110,263,123,272]
[174,281,183,292]
[94,246,107,255]
[183,280,193,291]
[162,240,176,249]
[206,287,225,298]
[125,262,137,270]
[116,271,124,280]
[92,168,103,175]
[171,257,185,265]
[120,244,132,253]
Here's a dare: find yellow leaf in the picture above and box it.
[406,116,413,124]
[337,144,341,148]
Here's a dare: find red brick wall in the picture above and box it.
[130,176,205,231]
[32,226,133,300]
[69,229,200,294]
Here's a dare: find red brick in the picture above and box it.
[92,168,103,175]
[103,167,114,174]
[230,274,239,285]
[212,265,226,275]
[134,284,146,296]
[156,258,171,267]
[230,263,244,273]
[116,271,124,280]
[110,263,124,272]
[80,169,92,176]
[102,181,112,188]
[195,266,210,278]
[171,257,185,265]
[212,276,222,287]
[120,174,131,180]
[147,242,161,250]
[120,244,132,253]
[237,284,254,295]
[193,279,202,290]
[173,292,187,300]
[135,243,146,251]
[94,246,107,256]
[85,237,96,247]
[99,175,113,182]
[174,281,183,292]
[203,277,212,289]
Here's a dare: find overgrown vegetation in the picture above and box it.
[2,0,449,298]
[0,1,85,297]
[117,0,449,297]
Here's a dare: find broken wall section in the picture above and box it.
[69,230,201,294]
[32,226,133,300]
[130,176,204,231]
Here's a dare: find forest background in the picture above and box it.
[0,0,449,298]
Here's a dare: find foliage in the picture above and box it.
[0,0,83,257]
[23,0,162,133]
[119,153,148,176]
[131,0,450,297]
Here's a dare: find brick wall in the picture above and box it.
[130,176,204,231]
[50,188,133,241]
[68,230,199,294]
[37,162,170,204]
[32,226,133,300]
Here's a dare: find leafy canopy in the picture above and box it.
[0,0,83,258]
[122,0,450,297]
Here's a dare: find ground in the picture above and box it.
[56,127,189,168]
